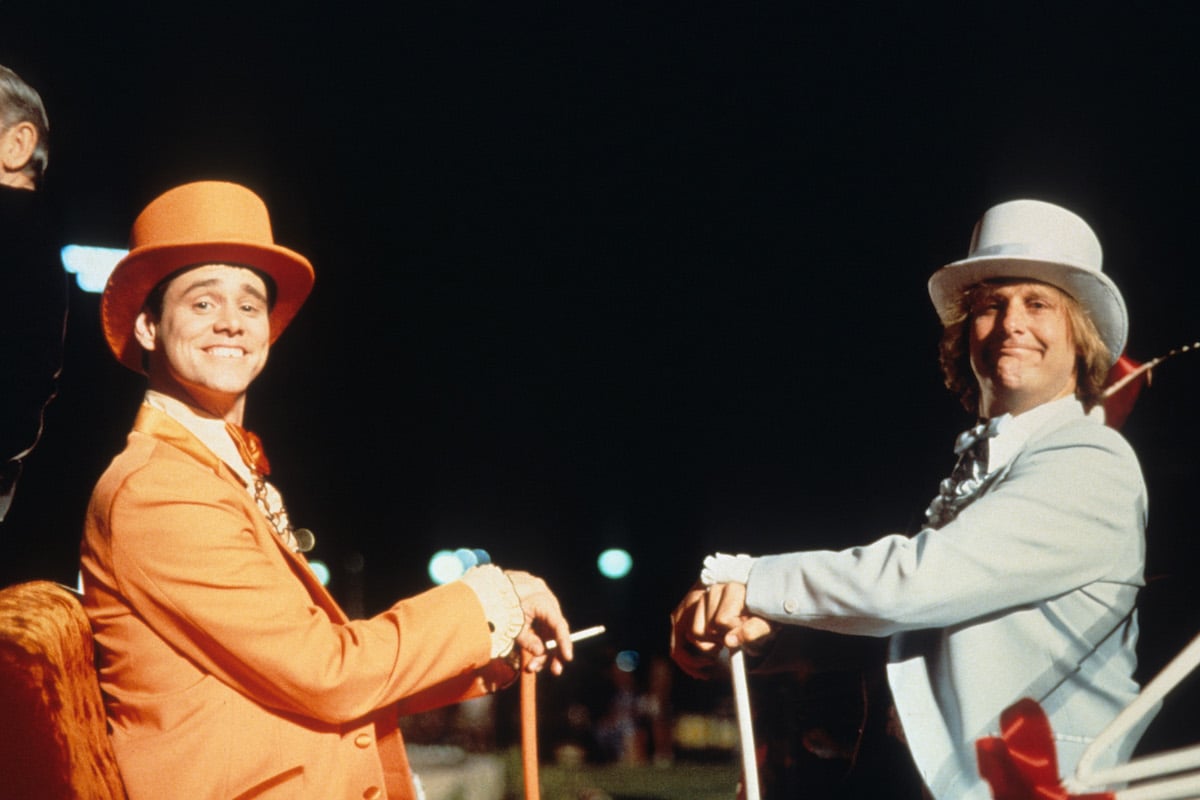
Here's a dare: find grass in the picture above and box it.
[501,749,742,800]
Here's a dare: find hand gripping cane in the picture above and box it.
[699,556,763,800]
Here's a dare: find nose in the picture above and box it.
[999,301,1028,334]
[213,307,245,335]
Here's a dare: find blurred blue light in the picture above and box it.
[597,548,632,579]
[615,650,640,672]
[455,548,479,569]
[428,550,465,584]
[308,560,331,586]
[428,548,493,584]
[61,244,126,293]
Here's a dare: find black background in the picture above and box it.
[3,1,1199,750]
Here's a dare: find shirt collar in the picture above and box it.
[142,390,253,486]
[984,395,1086,473]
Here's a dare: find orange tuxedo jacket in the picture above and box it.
[81,405,497,799]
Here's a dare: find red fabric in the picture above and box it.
[976,698,1115,800]
[1100,354,1147,431]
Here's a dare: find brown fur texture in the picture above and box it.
[0,580,126,799]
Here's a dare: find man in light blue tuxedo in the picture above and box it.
[671,199,1149,799]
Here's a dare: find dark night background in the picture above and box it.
[3,1,1199,756]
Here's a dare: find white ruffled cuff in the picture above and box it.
[700,552,756,586]
[460,564,525,659]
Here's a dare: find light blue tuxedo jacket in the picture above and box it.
[744,398,1149,799]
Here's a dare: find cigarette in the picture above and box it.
[545,625,606,650]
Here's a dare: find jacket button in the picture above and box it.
[354,733,372,748]
[783,599,798,614]
[363,787,381,799]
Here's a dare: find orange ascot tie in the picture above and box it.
[225,422,271,476]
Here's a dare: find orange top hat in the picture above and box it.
[101,180,315,372]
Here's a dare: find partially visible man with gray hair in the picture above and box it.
[1,63,64,524]
[0,63,50,190]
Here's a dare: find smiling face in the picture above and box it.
[968,280,1080,418]
[134,264,271,422]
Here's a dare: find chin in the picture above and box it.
[182,374,256,401]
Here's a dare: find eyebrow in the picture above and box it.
[179,277,269,304]
[1014,286,1059,302]
[976,284,1060,301]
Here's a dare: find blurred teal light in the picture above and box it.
[308,559,331,586]
[597,548,632,579]
[428,550,465,584]
[428,547,492,584]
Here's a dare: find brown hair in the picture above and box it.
[938,280,1111,414]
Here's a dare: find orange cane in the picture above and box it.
[518,626,606,800]
[520,656,541,800]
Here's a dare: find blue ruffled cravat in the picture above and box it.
[925,416,1008,528]
[953,416,1006,458]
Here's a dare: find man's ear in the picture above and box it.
[134,310,158,352]
[0,121,37,174]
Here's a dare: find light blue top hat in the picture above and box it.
[928,199,1127,367]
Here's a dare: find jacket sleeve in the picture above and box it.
[102,453,495,724]
[744,422,1147,636]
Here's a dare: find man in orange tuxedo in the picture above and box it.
[80,180,575,800]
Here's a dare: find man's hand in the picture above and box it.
[505,570,573,675]
[670,583,722,678]
[702,581,775,650]
[670,581,776,679]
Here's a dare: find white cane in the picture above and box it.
[730,648,762,800]
[1069,631,1200,799]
